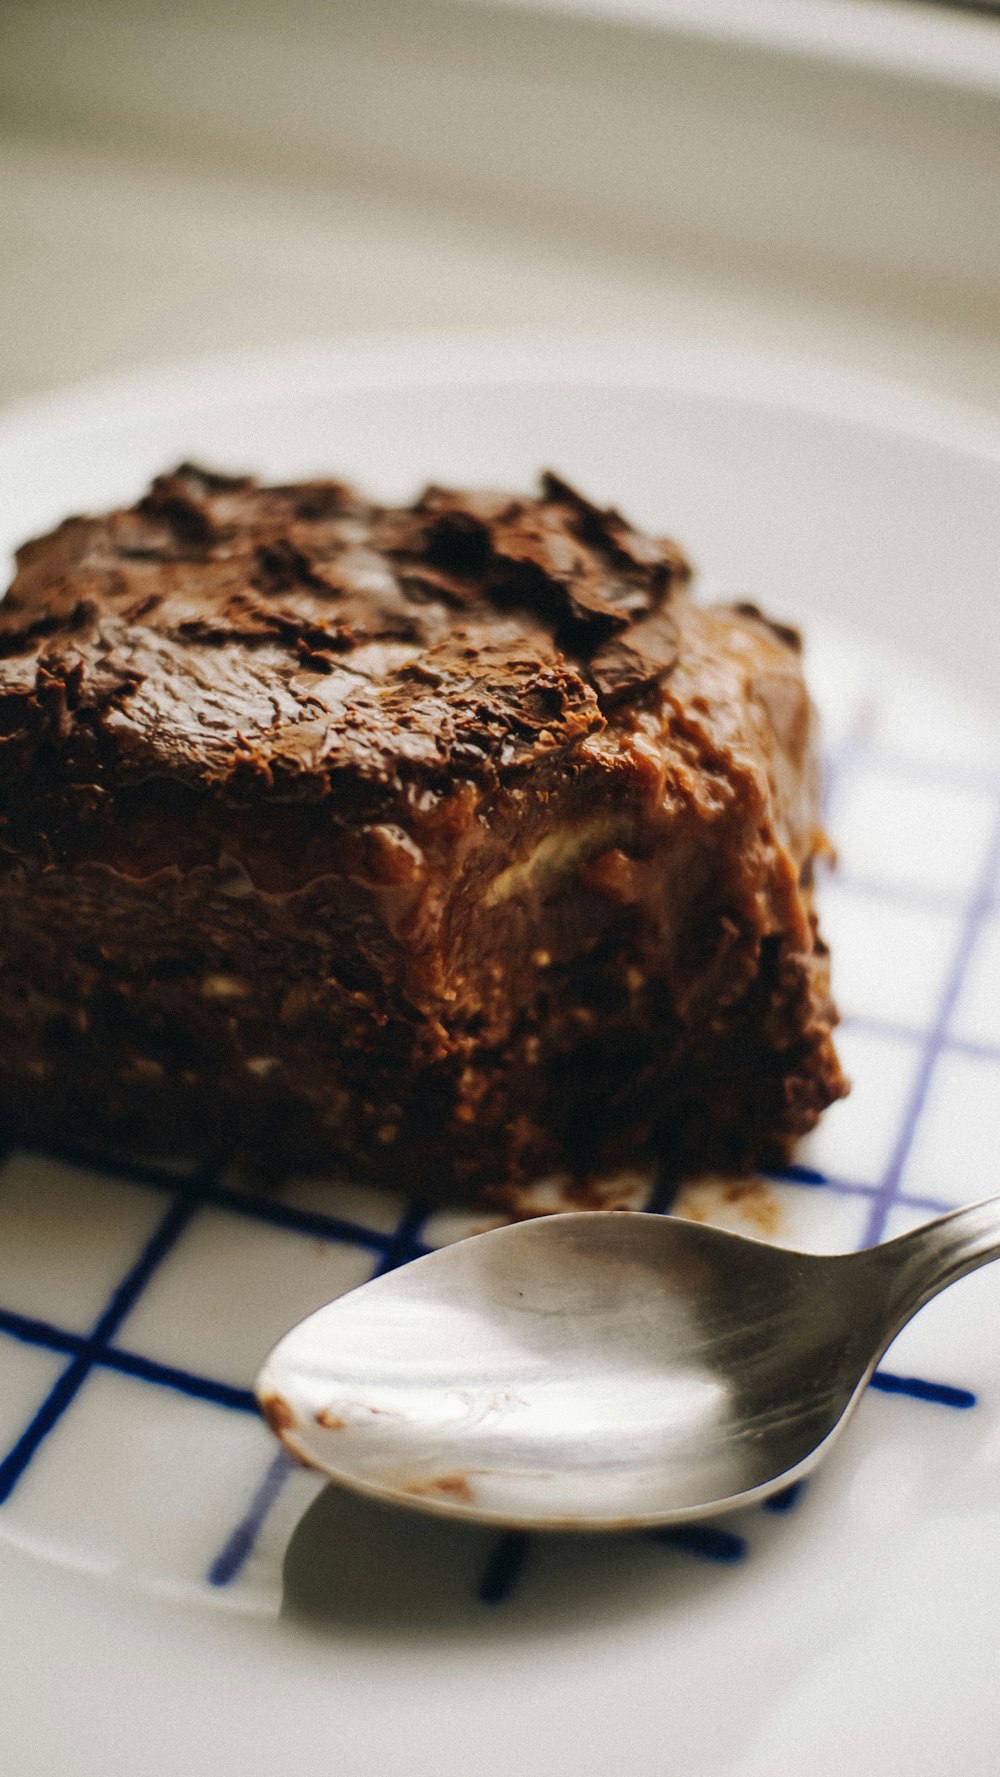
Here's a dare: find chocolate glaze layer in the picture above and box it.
[0,467,846,1201]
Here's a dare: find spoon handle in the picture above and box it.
[876,1193,1000,1324]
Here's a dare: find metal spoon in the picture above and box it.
[256,1201,1000,1531]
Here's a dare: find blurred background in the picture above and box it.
[1,0,999,413]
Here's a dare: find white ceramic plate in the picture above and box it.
[2,335,1000,1777]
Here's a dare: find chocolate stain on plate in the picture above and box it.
[675,1176,782,1238]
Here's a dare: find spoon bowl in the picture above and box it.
[257,1201,1000,1530]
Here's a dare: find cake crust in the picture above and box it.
[0,465,847,1201]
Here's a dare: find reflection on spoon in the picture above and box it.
[256,1203,999,1531]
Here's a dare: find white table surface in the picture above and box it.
[2,0,999,418]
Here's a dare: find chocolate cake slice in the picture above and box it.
[0,465,846,1201]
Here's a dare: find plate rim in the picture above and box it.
[2,331,1000,470]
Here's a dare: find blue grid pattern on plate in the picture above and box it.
[0,717,994,1609]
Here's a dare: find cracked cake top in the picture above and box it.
[0,465,694,800]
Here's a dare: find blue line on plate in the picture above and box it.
[0,1306,82,1357]
[207,1449,295,1587]
[862,802,1000,1250]
[871,1370,977,1408]
[101,1346,259,1412]
[369,1200,432,1277]
[0,1307,259,1412]
[0,1194,196,1503]
[763,1481,806,1513]
[478,1531,532,1604]
[647,1524,747,1562]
